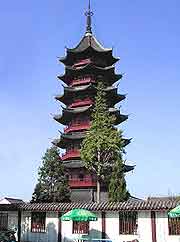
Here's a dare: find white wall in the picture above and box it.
[6,209,180,242]
[21,211,59,242]
[156,211,180,242]
[105,211,152,242]
[138,211,152,242]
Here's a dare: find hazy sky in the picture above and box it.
[0,0,179,201]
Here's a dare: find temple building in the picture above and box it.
[52,1,134,202]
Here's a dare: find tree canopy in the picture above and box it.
[81,81,128,202]
[108,155,130,202]
[32,146,70,203]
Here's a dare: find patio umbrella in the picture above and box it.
[61,208,98,222]
[168,205,180,218]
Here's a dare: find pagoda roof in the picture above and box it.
[59,63,117,75]
[55,84,125,105]
[66,33,112,53]
[53,133,131,149]
[60,84,93,94]
[60,0,119,66]
[55,84,94,103]
[53,105,92,125]
[65,63,115,72]
[54,106,128,126]
[52,132,86,149]
[63,160,135,173]
[61,105,92,114]
[58,64,122,84]
[109,108,128,125]
[123,138,132,147]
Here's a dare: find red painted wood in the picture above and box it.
[102,212,106,239]
[69,98,93,108]
[69,178,96,188]
[69,76,95,86]
[73,58,91,67]
[61,149,80,161]
[64,122,90,133]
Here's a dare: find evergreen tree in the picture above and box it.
[81,81,126,202]
[108,155,130,202]
[32,146,70,203]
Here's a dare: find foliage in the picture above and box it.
[81,81,127,202]
[108,155,130,202]
[0,230,16,242]
[32,146,70,203]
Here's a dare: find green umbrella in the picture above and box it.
[61,209,98,222]
[168,205,180,218]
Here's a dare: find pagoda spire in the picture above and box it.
[85,0,93,34]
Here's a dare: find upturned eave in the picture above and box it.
[53,106,92,125]
[109,108,128,125]
[52,133,86,149]
[66,34,112,53]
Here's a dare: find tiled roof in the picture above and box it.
[18,199,180,212]
[66,34,112,53]
[4,197,24,204]
[0,199,179,212]
[0,204,19,211]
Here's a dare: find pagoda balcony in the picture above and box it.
[69,98,93,108]
[69,76,95,87]
[64,122,90,133]
[69,178,96,188]
[61,149,80,161]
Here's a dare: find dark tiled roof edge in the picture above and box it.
[0,204,19,211]
[17,200,180,212]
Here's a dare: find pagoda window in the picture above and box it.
[168,216,180,235]
[119,212,138,235]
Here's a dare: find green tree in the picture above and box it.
[32,146,70,203]
[81,81,126,202]
[108,155,130,202]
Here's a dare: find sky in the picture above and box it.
[0,0,180,201]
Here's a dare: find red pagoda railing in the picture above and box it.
[61,149,80,161]
[69,98,93,108]
[64,122,90,133]
[69,75,95,87]
[69,178,96,188]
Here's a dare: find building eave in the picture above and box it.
[17,199,180,212]
[66,34,112,53]
[52,133,86,149]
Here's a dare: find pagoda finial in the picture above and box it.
[85,0,93,34]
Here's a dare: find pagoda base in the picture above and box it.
[70,188,108,202]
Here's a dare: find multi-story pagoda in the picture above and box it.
[53,1,134,202]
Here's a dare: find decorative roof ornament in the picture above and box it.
[85,0,93,34]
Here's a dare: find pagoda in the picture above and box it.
[52,1,134,202]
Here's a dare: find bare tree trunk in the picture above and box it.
[97,179,101,203]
